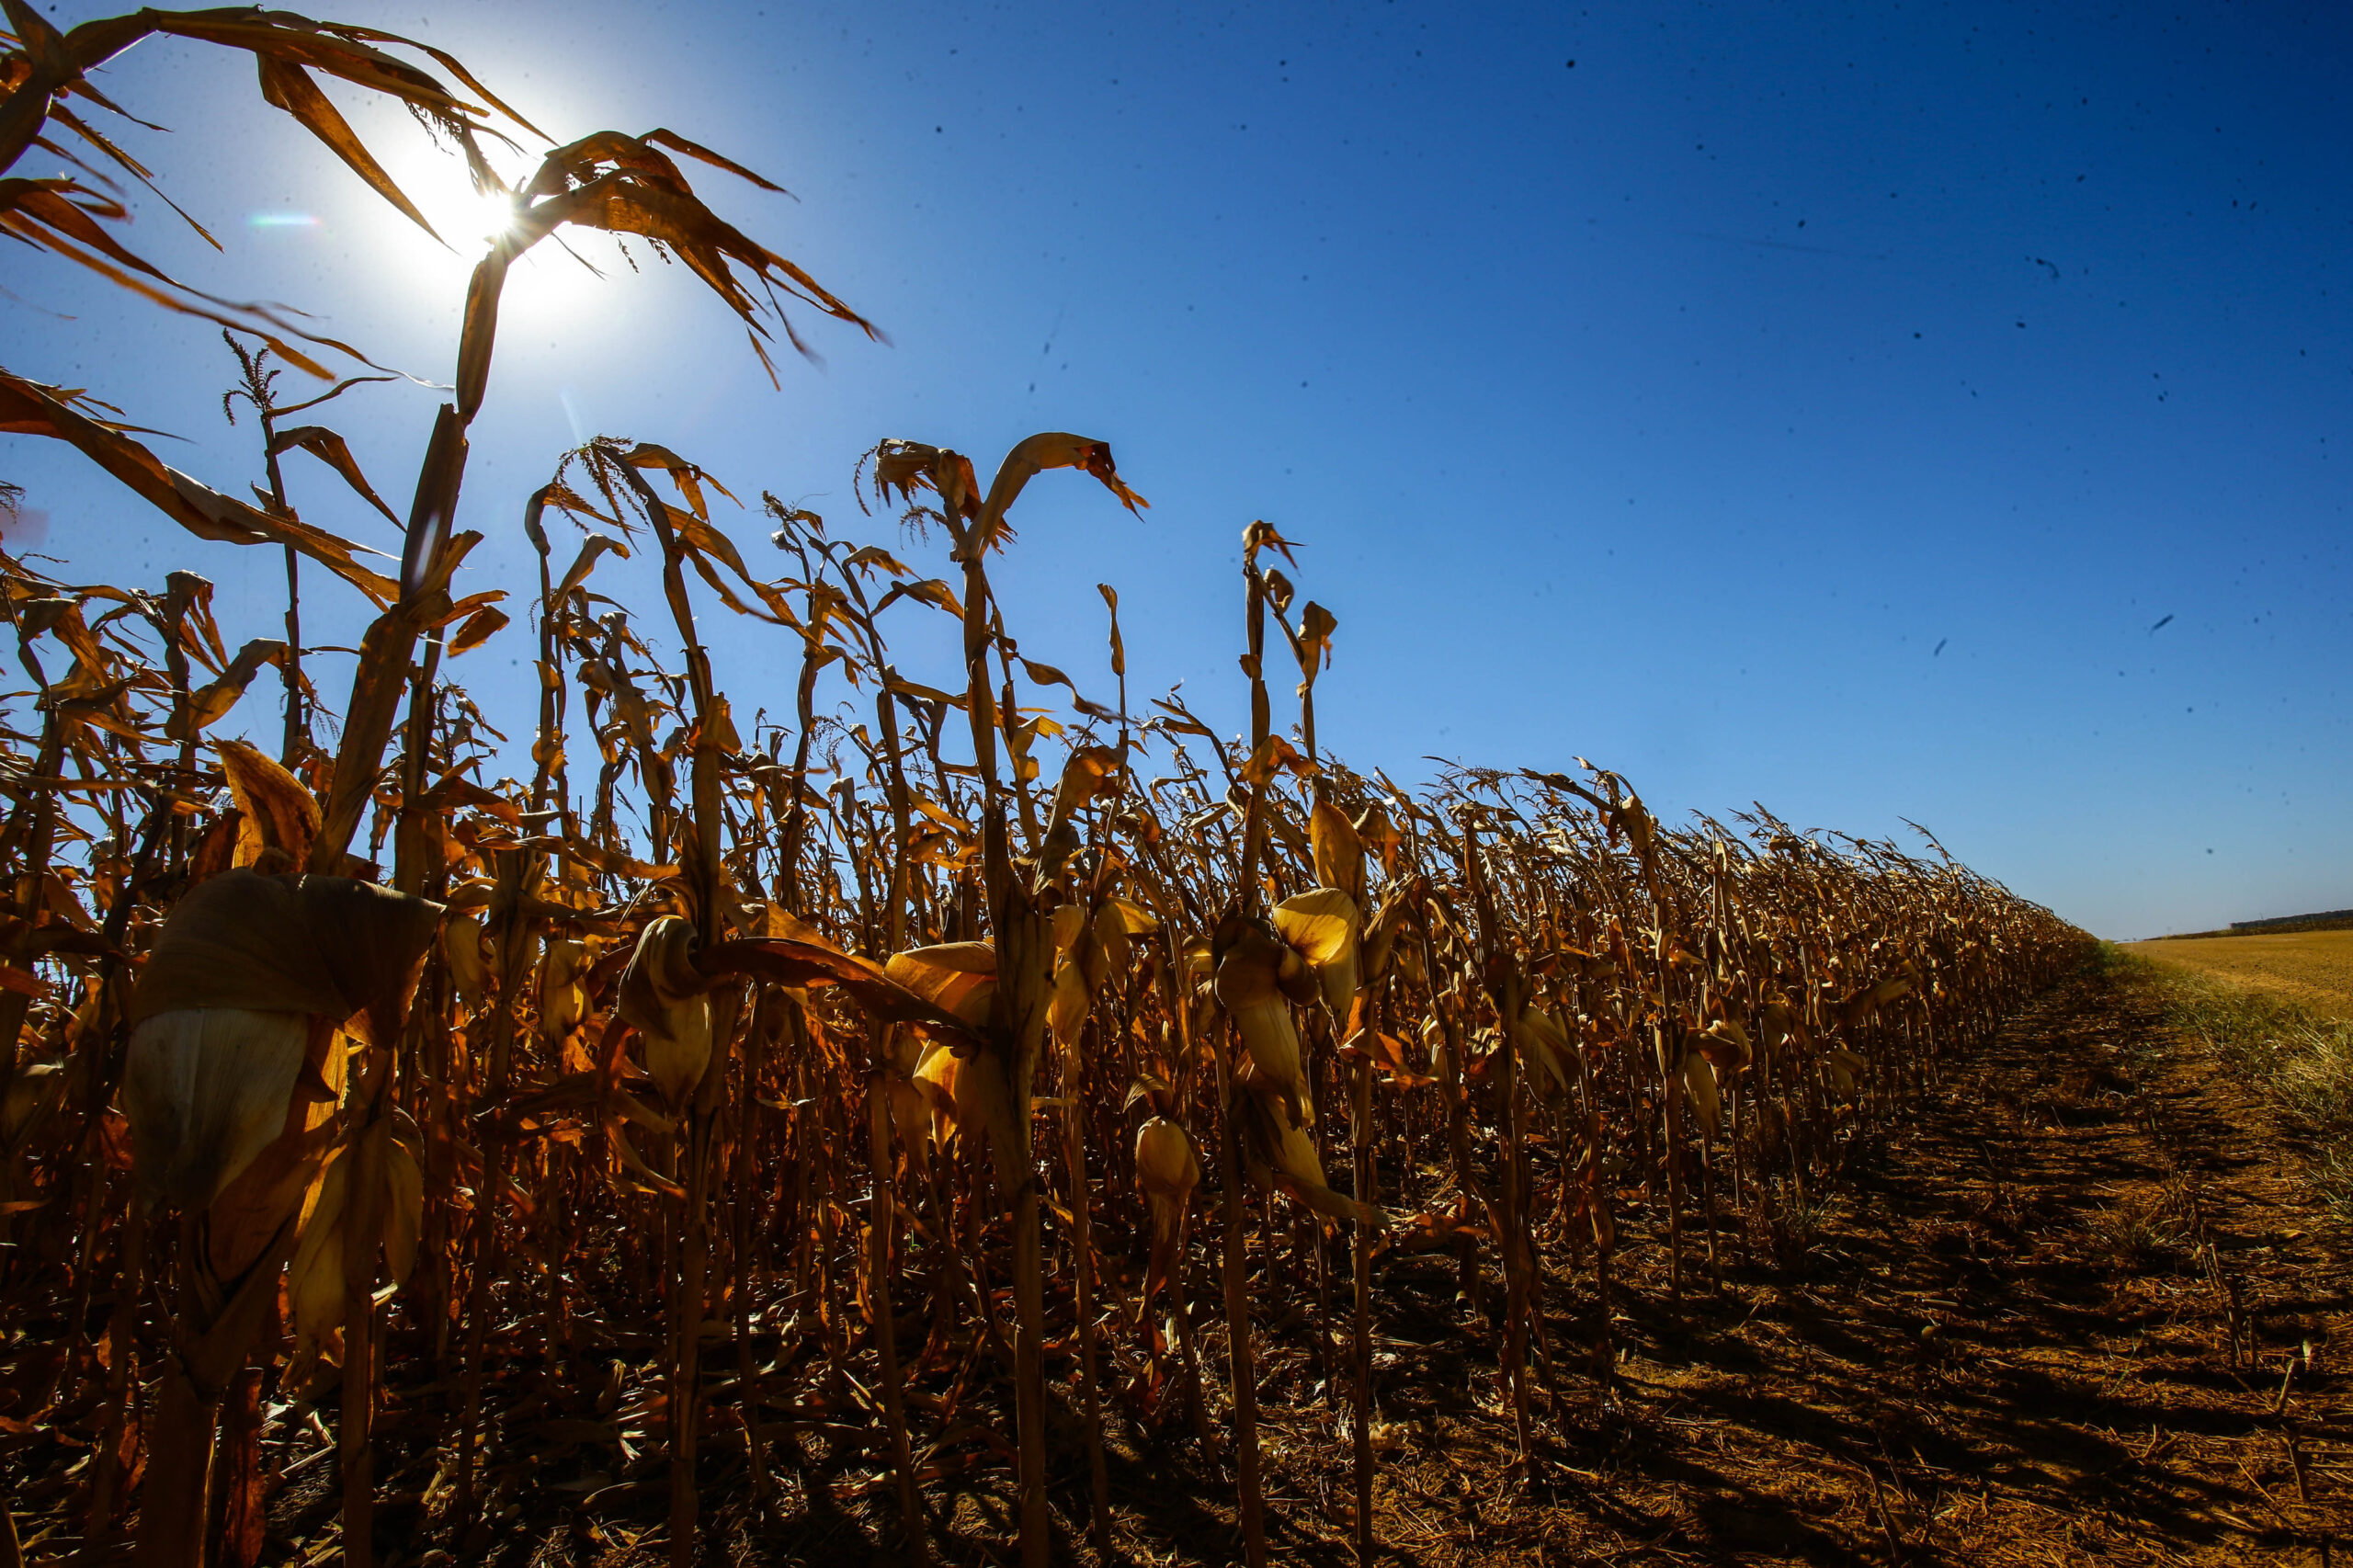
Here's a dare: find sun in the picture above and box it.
[466,185,521,246]
[358,140,607,313]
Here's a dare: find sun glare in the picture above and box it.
[411,175,520,250]
[360,140,608,314]
[469,186,520,246]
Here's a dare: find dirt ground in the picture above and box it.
[241,965,2345,1568]
[2128,931,2353,1021]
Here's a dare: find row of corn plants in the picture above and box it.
[0,10,2087,1567]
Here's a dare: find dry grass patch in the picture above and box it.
[2127,929,2353,1020]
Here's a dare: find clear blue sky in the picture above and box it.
[6,0,2347,939]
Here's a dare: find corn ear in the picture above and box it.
[1272,887,1360,1018]
[383,1131,422,1286]
[1681,1051,1722,1138]
[217,738,321,872]
[1235,1083,1370,1226]
[1134,1114,1200,1312]
[1513,1008,1573,1098]
[1049,956,1091,1052]
[619,915,714,1106]
[1134,1114,1202,1205]
[287,1147,349,1371]
[121,1006,313,1209]
[442,912,489,1012]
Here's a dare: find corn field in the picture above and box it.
[0,11,2088,1568]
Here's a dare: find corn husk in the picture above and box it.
[1096,897,1154,979]
[1681,1051,1722,1138]
[1049,954,1092,1052]
[1354,800,1401,873]
[218,738,321,872]
[913,1037,961,1120]
[1272,886,1360,1018]
[128,869,445,1051]
[887,1073,932,1175]
[286,1143,348,1373]
[1698,1017,1752,1071]
[1134,1114,1200,1312]
[1213,920,1305,1115]
[1051,903,1087,956]
[442,912,490,1012]
[1234,1077,1372,1227]
[889,944,1023,1188]
[1181,935,1213,981]
[384,1127,423,1285]
[121,1007,313,1209]
[539,937,589,1046]
[1513,1007,1574,1098]
[885,942,998,1030]
[618,915,713,1107]
[277,1107,426,1378]
[1309,795,1365,903]
[1358,882,1413,983]
[1135,1114,1201,1204]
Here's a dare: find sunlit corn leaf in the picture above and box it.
[883,942,997,1033]
[972,433,1147,554]
[168,637,283,740]
[267,425,400,527]
[447,604,508,654]
[1291,600,1336,685]
[0,369,400,605]
[552,534,631,602]
[1512,1007,1574,1098]
[456,132,878,417]
[699,936,987,1049]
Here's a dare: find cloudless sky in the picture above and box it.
[5,0,2347,938]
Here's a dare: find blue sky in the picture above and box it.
[5,0,2347,938]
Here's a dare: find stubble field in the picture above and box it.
[2125,930,2353,1019]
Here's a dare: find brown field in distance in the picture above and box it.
[2126,927,2353,1018]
